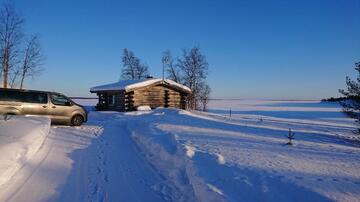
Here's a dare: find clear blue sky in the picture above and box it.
[7,0,360,99]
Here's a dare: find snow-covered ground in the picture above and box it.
[0,99,359,202]
[0,116,50,188]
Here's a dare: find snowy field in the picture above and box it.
[0,99,359,202]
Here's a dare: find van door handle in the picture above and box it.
[52,106,56,109]
[42,105,47,108]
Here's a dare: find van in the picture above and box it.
[0,88,87,126]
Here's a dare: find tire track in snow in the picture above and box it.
[85,122,108,202]
[83,114,166,202]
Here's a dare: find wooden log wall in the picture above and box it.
[96,85,188,112]
[125,91,134,111]
[114,91,125,111]
[128,84,186,110]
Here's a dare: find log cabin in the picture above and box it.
[90,78,191,111]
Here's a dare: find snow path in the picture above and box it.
[0,113,168,202]
[58,114,168,202]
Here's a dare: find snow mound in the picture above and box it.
[137,105,152,111]
[216,154,225,165]
[0,116,50,187]
[185,145,196,158]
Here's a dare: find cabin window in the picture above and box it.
[108,95,115,106]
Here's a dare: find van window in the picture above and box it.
[0,90,22,102]
[24,92,48,104]
[50,94,70,106]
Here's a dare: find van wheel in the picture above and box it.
[71,115,84,126]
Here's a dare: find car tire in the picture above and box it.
[71,115,84,126]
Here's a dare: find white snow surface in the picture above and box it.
[1,99,360,202]
[90,78,191,93]
[0,116,50,187]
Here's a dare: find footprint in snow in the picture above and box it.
[104,175,109,182]
[92,184,99,195]
[295,176,303,180]
[239,176,247,181]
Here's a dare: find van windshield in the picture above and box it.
[50,94,71,106]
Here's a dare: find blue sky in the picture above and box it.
[6,0,360,99]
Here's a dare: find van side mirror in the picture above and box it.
[65,101,72,106]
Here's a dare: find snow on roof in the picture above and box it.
[90,78,191,93]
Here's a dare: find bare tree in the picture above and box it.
[121,48,138,79]
[177,47,209,110]
[9,66,20,88]
[136,63,149,80]
[198,84,211,111]
[19,35,43,89]
[121,48,149,80]
[0,1,24,88]
[162,50,181,83]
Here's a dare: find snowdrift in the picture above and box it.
[0,116,51,187]
[126,109,225,202]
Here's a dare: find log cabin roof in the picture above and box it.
[90,78,191,94]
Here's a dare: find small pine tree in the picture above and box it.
[339,61,360,134]
[286,128,295,145]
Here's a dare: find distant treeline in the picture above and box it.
[321,96,360,102]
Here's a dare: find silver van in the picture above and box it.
[0,88,87,126]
